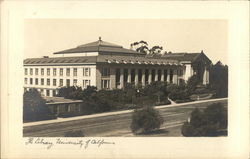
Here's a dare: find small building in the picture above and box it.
[45,97,83,115]
[23,38,212,97]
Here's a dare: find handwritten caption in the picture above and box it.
[25,137,115,149]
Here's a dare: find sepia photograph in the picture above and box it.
[1,1,249,159]
[23,19,228,137]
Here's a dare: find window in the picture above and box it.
[47,79,50,86]
[30,78,33,85]
[35,78,38,85]
[101,68,110,77]
[52,90,56,97]
[73,68,77,76]
[35,68,38,75]
[24,78,27,84]
[30,68,33,75]
[83,68,91,76]
[41,78,44,85]
[101,80,110,89]
[66,68,70,76]
[25,68,28,75]
[83,80,90,88]
[46,90,50,96]
[47,68,50,76]
[40,89,44,95]
[66,79,70,87]
[59,79,63,86]
[73,79,77,86]
[53,79,56,86]
[60,68,63,76]
[41,68,44,75]
[53,68,57,76]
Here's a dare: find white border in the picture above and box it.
[1,1,249,159]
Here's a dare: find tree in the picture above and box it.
[57,86,83,100]
[149,46,163,54]
[181,103,227,137]
[209,61,228,98]
[130,106,164,134]
[23,88,55,122]
[130,40,149,54]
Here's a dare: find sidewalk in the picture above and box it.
[23,98,228,127]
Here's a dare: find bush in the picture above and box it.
[130,106,164,134]
[181,103,227,137]
[23,89,56,122]
[64,130,85,137]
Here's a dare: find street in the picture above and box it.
[23,98,228,137]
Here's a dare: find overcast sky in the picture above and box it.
[24,19,228,64]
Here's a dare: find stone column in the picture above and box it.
[127,69,131,83]
[161,69,164,82]
[155,69,158,81]
[173,69,178,84]
[167,69,170,83]
[148,69,152,84]
[96,66,102,90]
[120,68,124,89]
[135,69,139,85]
[110,67,116,89]
[142,69,145,86]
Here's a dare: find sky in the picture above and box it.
[24,19,228,64]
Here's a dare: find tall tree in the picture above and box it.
[130,40,149,54]
[209,61,228,98]
[23,88,55,122]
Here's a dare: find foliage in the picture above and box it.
[181,103,227,137]
[23,88,56,122]
[130,106,164,134]
[130,41,164,55]
[209,61,228,98]
[64,130,85,137]
[57,86,83,99]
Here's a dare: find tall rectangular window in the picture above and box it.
[73,79,77,85]
[35,78,38,85]
[66,79,70,87]
[24,78,27,84]
[83,80,90,88]
[66,68,70,76]
[60,68,63,76]
[101,68,110,77]
[41,68,44,76]
[59,79,63,87]
[47,68,50,76]
[53,68,57,76]
[35,68,38,75]
[46,90,50,96]
[25,68,28,75]
[41,78,44,85]
[30,68,33,75]
[30,78,33,85]
[73,68,77,76]
[53,79,56,86]
[101,80,110,89]
[47,79,50,86]
[83,68,91,76]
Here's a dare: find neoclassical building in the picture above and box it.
[24,38,211,97]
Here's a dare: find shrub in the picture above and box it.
[130,106,164,134]
[64,130,85,137]
[23,89,56,122]
[181,103,227,137]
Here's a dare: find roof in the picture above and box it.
[24,56,97,65]
[161,53,200,62]
[45,97,83,104]
[23,54,180,65]
[54,37,145,55]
